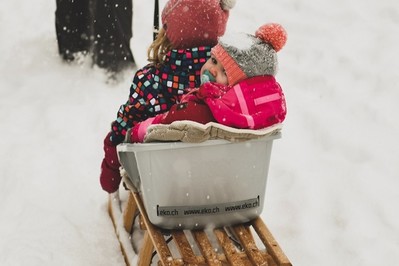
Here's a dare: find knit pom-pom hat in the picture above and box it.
[162,0,236,49]
[211,23,287,85]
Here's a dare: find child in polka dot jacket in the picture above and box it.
[100,0,236,193]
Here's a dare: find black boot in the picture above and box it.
[55,0,91,62]
[91,0,135,72]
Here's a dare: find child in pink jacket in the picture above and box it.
[130,23,288,142]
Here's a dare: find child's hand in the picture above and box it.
[181,88,199,102]
[128,115,165,143]
[197,82,231,99]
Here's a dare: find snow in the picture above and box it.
[1,0,399,265]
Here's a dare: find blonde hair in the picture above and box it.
[147,28,174,65]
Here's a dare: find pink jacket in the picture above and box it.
[131,75,286,142]
[203,75,286,129]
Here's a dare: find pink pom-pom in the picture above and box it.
[255,23,287,52]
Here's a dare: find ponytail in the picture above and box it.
[147,28,173,65]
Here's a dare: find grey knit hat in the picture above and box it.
[211,23,287,85]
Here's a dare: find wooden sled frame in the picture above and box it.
[109,177,292,266]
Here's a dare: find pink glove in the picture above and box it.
[130,114,166,143]
[181,88,200,102]
[197,82,231,100]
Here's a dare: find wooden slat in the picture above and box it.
[232,224,267,266]
[138,231,154,266]
[214,228,245,266]
[123,192,138,234]
[138,214,146,230]
[108,193,132,266]
[120,176,290,266]
[192,230,222,266]
[171,231,201,265]
[132,192,180,266]
[251,218,292,266]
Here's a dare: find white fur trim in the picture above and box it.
[207,121,282,136]
[220,0,236,10]
[154,121,283,136]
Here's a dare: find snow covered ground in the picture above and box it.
[1,0,399,265]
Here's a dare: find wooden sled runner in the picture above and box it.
[109,132,292,265]
[109,180,291,265]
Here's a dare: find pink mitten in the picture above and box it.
[129,114,166,143]
[100,133,122,193]
[197,82,231,99]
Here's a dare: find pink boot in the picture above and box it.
[99,133,122,193]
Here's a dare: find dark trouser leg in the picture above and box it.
[92,0,135,72]
[55,0,91,61]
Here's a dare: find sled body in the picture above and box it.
[117,134,279,229]
[110,132,291,265]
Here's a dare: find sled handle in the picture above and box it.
[153,0,160,41]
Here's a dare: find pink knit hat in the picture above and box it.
[212,23,288,85]
[161,0,236,49]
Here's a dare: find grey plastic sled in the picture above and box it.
[109,133,292,265]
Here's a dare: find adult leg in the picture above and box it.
[92,0,135,72]
[55,0,91,61]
